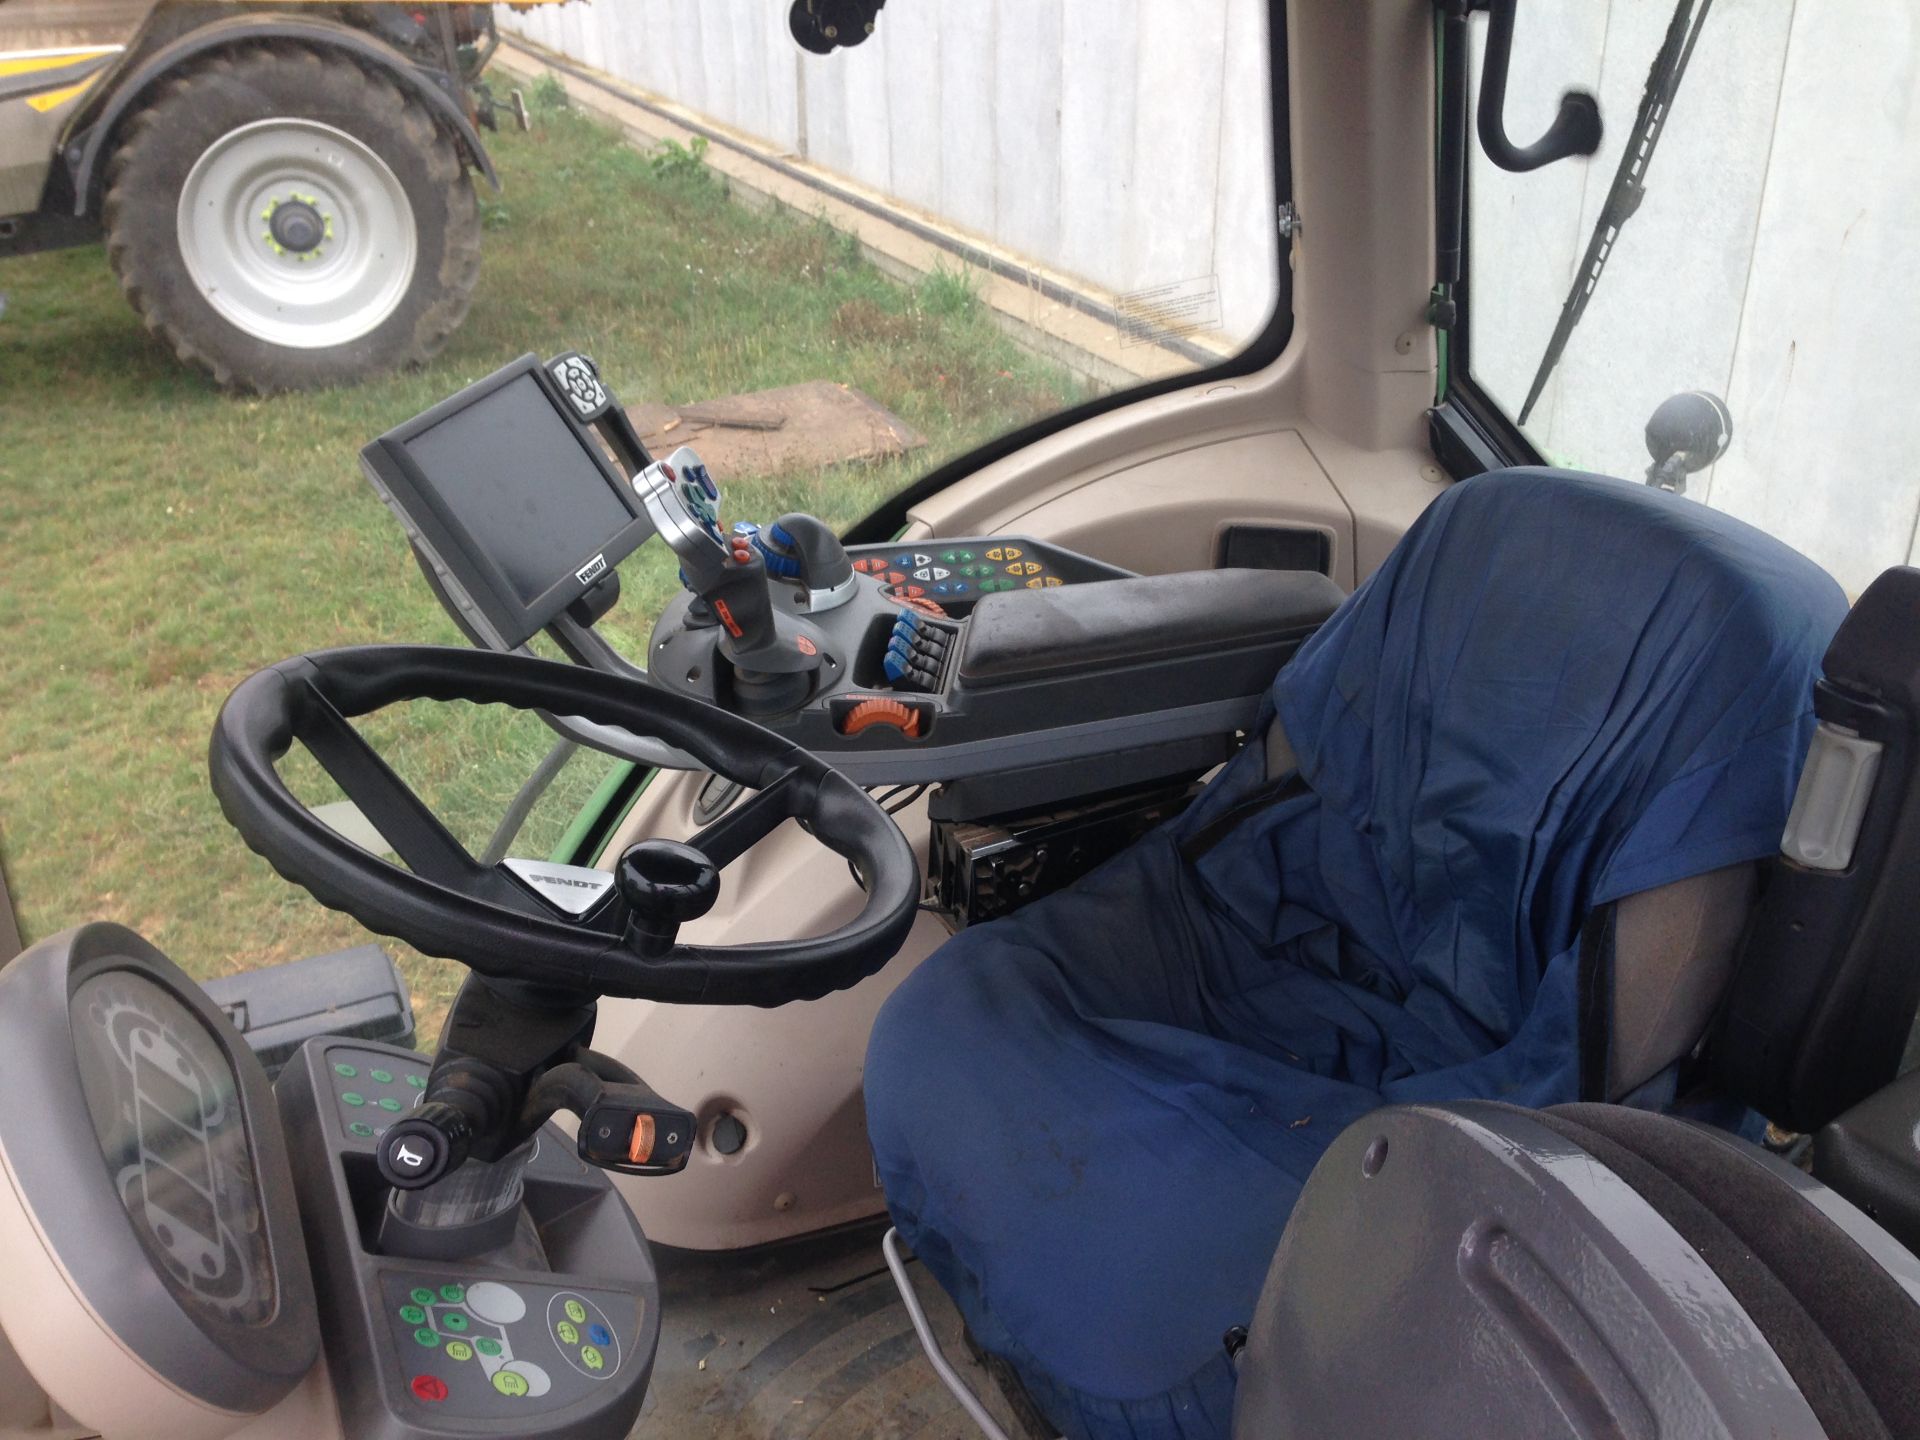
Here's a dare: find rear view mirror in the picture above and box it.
[1644,391,1733,493]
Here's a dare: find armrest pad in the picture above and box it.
[958,569,1344,688]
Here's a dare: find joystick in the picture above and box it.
[633,445,830,714]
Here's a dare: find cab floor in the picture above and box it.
[631,1222,1032,1440]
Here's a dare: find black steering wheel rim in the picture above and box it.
[208,645,920,1006]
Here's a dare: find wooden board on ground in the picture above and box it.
[627,380,926,480]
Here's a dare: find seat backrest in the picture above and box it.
[1233,469,1848,1097]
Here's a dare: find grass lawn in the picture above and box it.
[0,80,1082,1042]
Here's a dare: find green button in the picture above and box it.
[340,1092,365,1107]
[410,1287,435,1306]
[376,1097,402,1112]
[441,1311,468,1333]
[413,1328,439,1348]
[444,1341,473,1363]
[399,1304,425,1325]
[475,1338,502,1357]
[580,1345,604,1372]
[348,1121,374,1138]
[564,1299,586,1324]
[370,1068,394,1084]
[439,1283,465,1303]
[406,1073,427,1090]
[556,1321,578,1345]
[492,1371,529,1398]
[333,1063,358,1078]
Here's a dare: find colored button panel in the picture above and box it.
[413,1328,439,1348]
[406,1073,427,1090]
[439,1283,465,1303]
[348,1121,374,1137]
[579,1345,605,1372]
[586,1322,613,1347]
[493,1371,529,1398]
[370,1068,394,1084]
[475,1338,502,1357]
[564,1299,587,1324]
[411,1375,447,1403]
[556,1320,579,1345]
[441,1311,469,1333]
[399,1304,425,1325]
[376,1097,402,1112]
[333,1063,358,1078]
[341,1092,365,1107]
[410,1288,435,1306]
[444,1341,473,1363]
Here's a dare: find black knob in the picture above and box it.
[617,839,721,956]
[767,513,853,593]
[377,1102,471,1190]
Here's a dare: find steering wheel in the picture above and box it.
[208,645,920,1007]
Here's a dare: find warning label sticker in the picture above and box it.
[1117,274,1224,347]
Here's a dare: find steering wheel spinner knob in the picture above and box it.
[618,840,722,957]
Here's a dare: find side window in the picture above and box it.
[1466,2,1920,595]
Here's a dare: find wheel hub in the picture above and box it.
[263,194,330,258]
[176,117,419,349]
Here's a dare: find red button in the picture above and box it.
[412,1375,448,1403]
[885,571,907,586]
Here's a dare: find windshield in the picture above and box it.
[1466,0,1920,597]
[0,1,1282,1034]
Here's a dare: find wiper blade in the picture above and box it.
[1518,0,1716,426]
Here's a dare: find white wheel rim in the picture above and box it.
[176,118,418,349]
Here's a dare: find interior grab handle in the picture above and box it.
[1476,0,1603,173]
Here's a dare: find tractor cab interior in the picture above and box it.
[3,3,1920,1440]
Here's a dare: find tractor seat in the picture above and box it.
[865,470,1849,1440]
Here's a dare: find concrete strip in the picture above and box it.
[497,38,1227,393]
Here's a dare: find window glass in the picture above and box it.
[0,1,1281,1040]
[1467,1,1920,596]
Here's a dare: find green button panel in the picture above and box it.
[333,1063,357,1078]
[492,1371,529,1398]
[348,1122,374,1138]
[439,1283,465,1303]
[444,1340,473,1363]
[376,1097,402,1112]
[398,1304,425,1325]
[413,1327,439,1348]
[406,1073,427,1090]
[370,1068,393,1083]
[564,1299,587,1324]
[441,1311,468,1333]
[475,1338,502,1357]
[556,1320,578,1345]
[580,1345,604,1372]
[340,1091,365,1107]
[410,1287,435,1306]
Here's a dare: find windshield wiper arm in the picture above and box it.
[1518,0,1716,426]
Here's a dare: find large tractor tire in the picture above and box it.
[103,44,481,393]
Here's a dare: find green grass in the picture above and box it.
[0,84,1082,1042]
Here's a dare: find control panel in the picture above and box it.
[274,1039,658,1440]
[849,537,1115,608]
[379,1273,634,1417]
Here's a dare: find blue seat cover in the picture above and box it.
[865,471,1848,1440]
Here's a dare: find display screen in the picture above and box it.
[404,371,637,606]
[71,971,275,1326]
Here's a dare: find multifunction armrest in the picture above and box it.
[959,569,1345,688]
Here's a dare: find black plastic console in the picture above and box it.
[274,1037,659,1440]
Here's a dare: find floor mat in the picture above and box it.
[632,1221,1035,1439]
